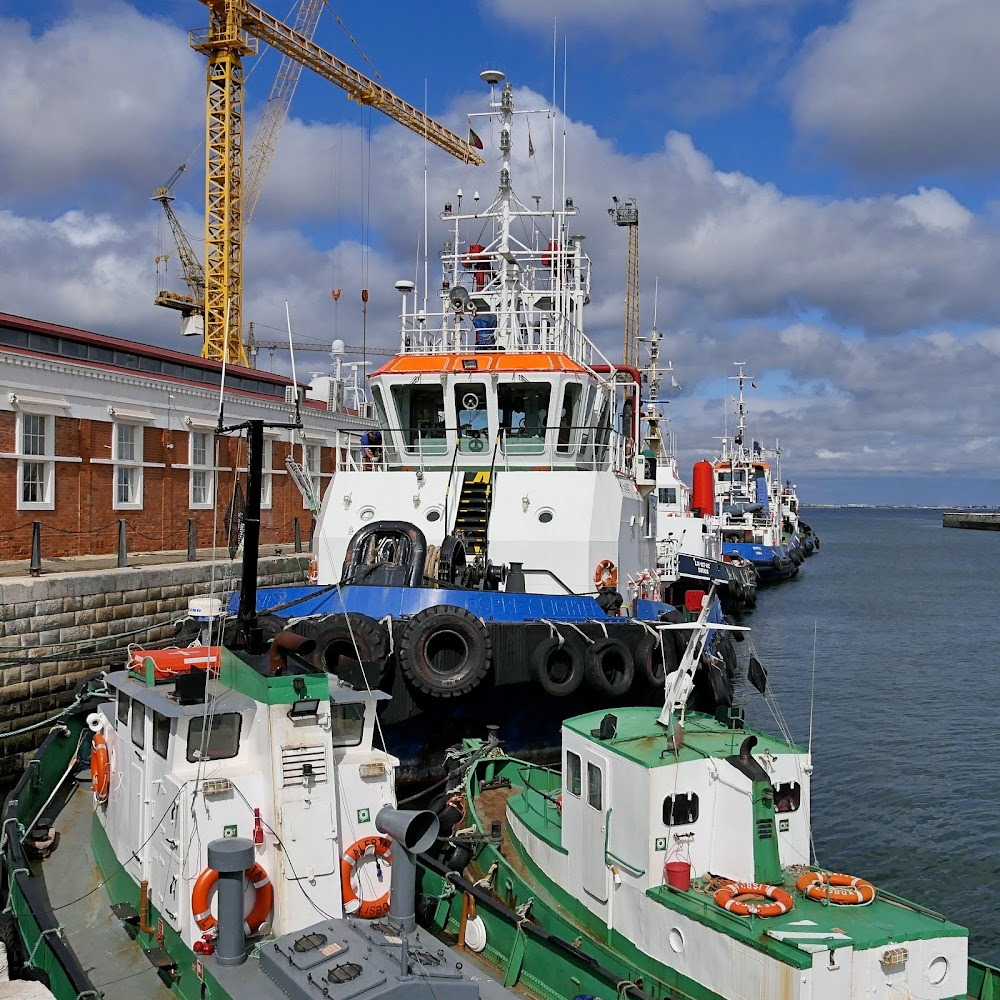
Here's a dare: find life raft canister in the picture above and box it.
[796,871,875,905]
[340,836,392,919]
[594,559,618,589]
[128,646,221,680]
[90,733,110,805]
[192,862,273,934]
[713,881,794,917]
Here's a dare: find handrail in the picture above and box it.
[442,436,462,534]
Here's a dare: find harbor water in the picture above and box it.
[739,506,1000,965]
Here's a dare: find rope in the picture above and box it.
[0,693,92,741]
[25,923,65,969]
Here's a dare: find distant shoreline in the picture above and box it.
[803,504,1000,510]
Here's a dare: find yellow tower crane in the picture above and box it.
[608,195,639,368]
[189,0,484,367]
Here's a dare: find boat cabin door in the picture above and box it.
[581,754,609,903]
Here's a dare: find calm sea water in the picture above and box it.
[737,507,1000,966]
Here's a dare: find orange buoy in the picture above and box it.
[192,862,273,934]
[594,559,618,589]
[714,881,794,917]
[340,836,392,919]
[90,733,110,805]
[796,871,875,905]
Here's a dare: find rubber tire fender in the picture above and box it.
[584,638,634,697]
[312,612,389,679]
[719,636,739,679]
[772,555,782,571]
[398,605,491,698]
[531,636,585,697]
[632,633,675,689]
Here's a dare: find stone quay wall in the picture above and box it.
[0,554,309,786]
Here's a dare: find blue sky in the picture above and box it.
[1,0,999,505]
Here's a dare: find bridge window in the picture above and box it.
[455,383,489,455]
[773,781,801,813]
[658,487,678,505]
[556,382,582,453]
[131,701,146,750]
[587,762,603,810]
[187,713,242,763]
[152,711,171,759]
[566,750,581,797]
[330,703,365,747]
[391,384,446,454]
[117,690,130,727]
[498,382,549,454]
[663,792,699,826]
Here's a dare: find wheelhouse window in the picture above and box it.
[186,713,242,762]
[117,690,130,727]
[658,487,677,505]
[498,382,550,455]
[454,383,489,455]
[370,386,397,462]
[17,413,55,510]
[565,750,582,797]
[663,792,699,826]
[131,700,146,749]
[773,781,801,813]
[189,432,214,508]
[587,761,603,811]
[556,382,583,453]
[152,711,171,759]
[113,422,143,509]
[391,384,446,454]
[330,703,365,747]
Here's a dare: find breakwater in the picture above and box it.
[943,511,1000,530]
[0,554,308,786]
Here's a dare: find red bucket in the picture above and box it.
[664,861,691,891]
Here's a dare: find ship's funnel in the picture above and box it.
[376,807,439,932]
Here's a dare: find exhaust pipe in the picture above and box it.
[375,807,440,932]
[269,630,317,675]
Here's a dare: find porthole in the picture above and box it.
[668,928,684,954]
[537,509,554,524]
[359,507,376,522]
[426,508,443,523]
[927,957,948,986]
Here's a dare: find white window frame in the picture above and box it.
[304,443,321,510]
[189,431,216,510]
[16,412,55,511]
[112,422,144,510]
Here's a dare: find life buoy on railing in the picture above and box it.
[192,862,273,934]
[593,559,618,589]
[714,881,794,917]
[90,732,110,805]
[795,871,875,905]
[341,836,392,919]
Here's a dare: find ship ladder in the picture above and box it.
[453,472,492,555]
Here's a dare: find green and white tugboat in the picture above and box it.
[416,589,1000,1000]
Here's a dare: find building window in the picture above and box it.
[112,423,143,509]
[304,444,321,509]
[566,750,582,797]
[17,413,55,510]
[190,431,215,509]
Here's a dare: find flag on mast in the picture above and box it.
[468,128,484,150]
[528,131,536,157]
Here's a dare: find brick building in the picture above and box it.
[0,311,368,561]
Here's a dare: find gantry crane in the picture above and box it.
[190,0,485,367]
[608,195,640,368]
[154,1,324,342]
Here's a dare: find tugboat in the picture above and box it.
[249,72,734,778]
[713,364,797,583]
[415,590,1000,1000]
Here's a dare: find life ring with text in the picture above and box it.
[795,871,875,905]
[341,836,392,919]
[90,733,110,805]
[593,559,618,589]
[192,862,273,934]
[714,881,793,917]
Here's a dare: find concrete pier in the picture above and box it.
[943,511,1000,531]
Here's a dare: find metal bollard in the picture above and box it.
[29,521,41,577]
[187,518,196,561]
[117,519,127,568]
[207,838,254,967]
[293,517,301,553]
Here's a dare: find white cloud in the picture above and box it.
[788,0,1000,175]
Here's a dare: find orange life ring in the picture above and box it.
[714,881,794,917]
[594,559,618,589]
[90,733,110,805]
[796,871,875,905]
[192,862,273,934]
[340,836,392,919]
[555,794,562,812]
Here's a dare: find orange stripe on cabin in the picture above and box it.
[373,352,588,376]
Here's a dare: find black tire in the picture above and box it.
[398,605,491,698]
[429,794,464,837]
[719,637,738,679]
[531,637,584,697]
[0,905,24,978]
[441,843,474,873]
[312,613,388,678]
[772,555,782,571]
[633,633,675,689]
[584,638,634,697]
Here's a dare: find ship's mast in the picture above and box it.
[729,361,755,467]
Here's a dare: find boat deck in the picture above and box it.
[35,781,173,1000]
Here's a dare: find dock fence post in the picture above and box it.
[188,519,196,561]
[29,521,41,577]
[117,519,127,568]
